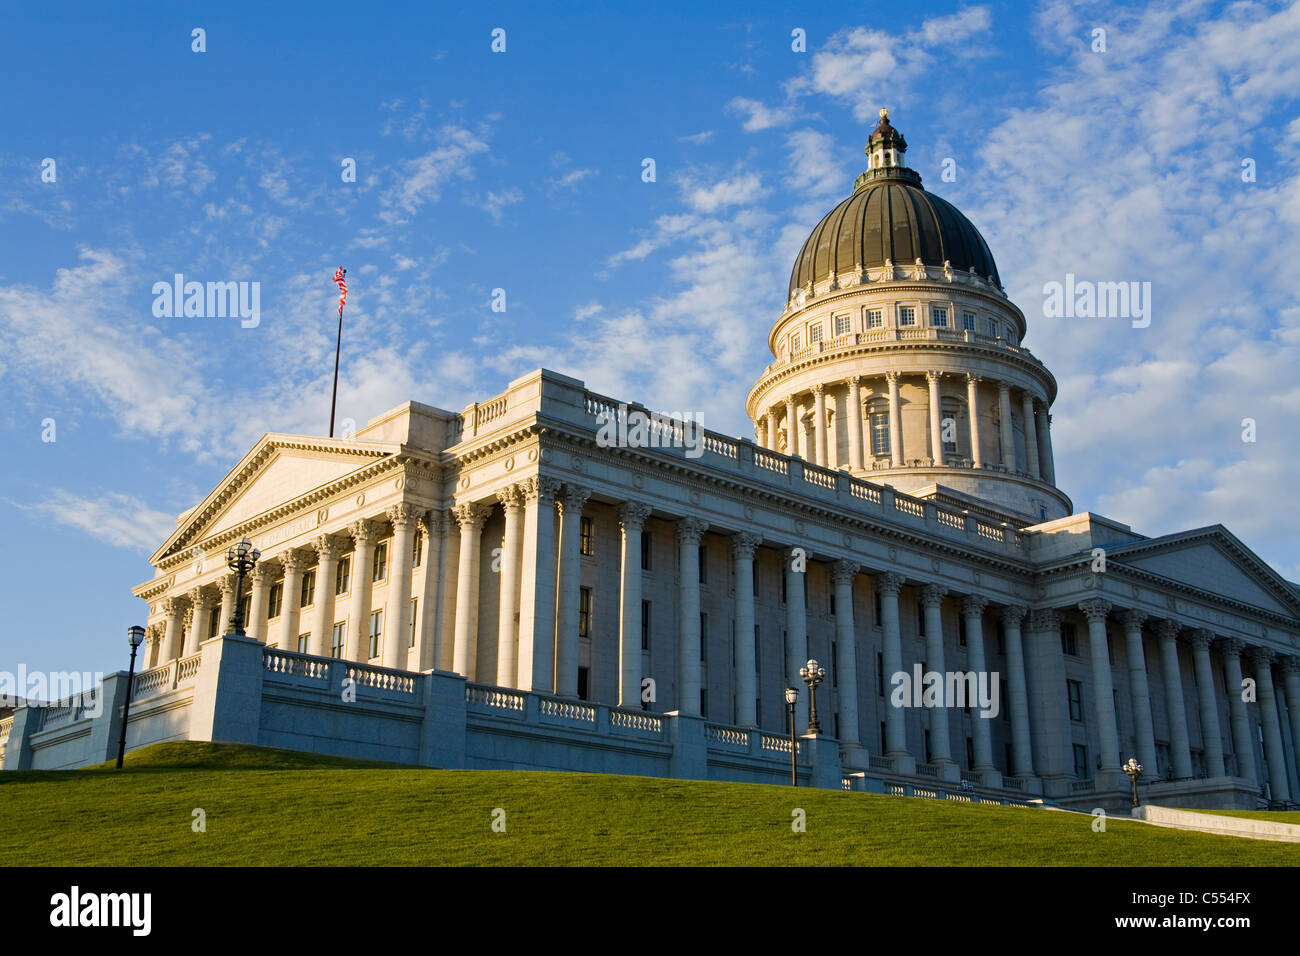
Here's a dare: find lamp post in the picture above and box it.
[225,538,261,636]
[1123,757,1143,809]
[784,686,799,786]
[799,659,825,735]
[116,625,146,769]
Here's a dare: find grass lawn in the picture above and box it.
[2,742,1298,866]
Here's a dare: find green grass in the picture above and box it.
[2,742,1297,866]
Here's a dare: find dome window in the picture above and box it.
[985,318,998,338]
[899,307,916,327]
[809,323,823,344]
[833,313,851,337]
[866,309,883,329]
[791,333,802,352]
[930,307,949,328]
[962,311,976,331]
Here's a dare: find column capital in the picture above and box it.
[845,374,863,389]
[217,574,237,596]
[1028,608,1059,632]
[1186,628,1215,650]
[810,382,825,396]
[831,559,859,585]
[496,484,525,513]
[557,485,592,516]
[875,571,905,597]
[1154,618,1181,641]
[1077,598,1112,623]
[730,531,762,560]
[521,475,562,505]
[1119,608,1148,630]
[1217,636,1247,657]
[884,370,901,385]
[618,500,652,532]
[926,369,942,384]
[250,563,274,585]
[279,548,308,574]
[1248,645,1275,666]
[348,519,377,548]
[998,603,1027,627]
[1279,655,1300,676]
[920,582,947,609]
[418,508,446,536]
[386,503,418,532]
[187,586,213,610]
[453,502,490,532]
[675,516,708,544]
[997,379,1011,395]
[966,372,982,386]
[312,533,342,562]
[785,393,798,407]
[961,594,989,619]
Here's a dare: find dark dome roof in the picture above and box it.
[788,181,1000,298]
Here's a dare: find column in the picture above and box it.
[247,563,272,643]
[831,561,860,745]
[1282,657,1300,785]
[966,374,983,468]
[846,376,864,471]
[185,589,212,655]
[962,596,993,771]
[1156,620,1193,779]
[347,521,376,662]
[277,550,306,652]
[554,487,591,697]
[617,503,652,708]
[1120,610,1159,778]
[310,535,341,658]
[886,371,903,466]
[1187,629,1225,777]
[382,505,417,670]
[143,627,161,670]
[1001,605,1034,777]
[517,477,561,693]
[1025,609,1070,781]
[1078,599,1119,772]
[784,396,800,459]
[732,533,762,726]
[415,510,445,671]
[812,384,827,467]
[1251,648,1291,801]
[452,502,490,680]
[217,575,237,637]
[877,573,908,758]
[1035,405,1056,485]
[160,597,186,660]
[921,584,951,766]
[1021,391,1041,479]
[765,407,779,453]
[997,381,1016,470]
[784,546,808,694]
[926,371,943,464]
[495,487,525,688]
[1220,638,1256,782]
[675,518,707,716]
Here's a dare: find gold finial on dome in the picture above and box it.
[879,107,889,119]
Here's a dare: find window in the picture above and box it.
[700,688,708,720]
[335,556,351,596]
[870,412,890,456]
[899,306,916,327]
[962,311,976,331]
[297,634,309,653]
[700,613,708,661]
[930,307,948,328]
[577,667,589,701]
[996,621,1005,655]
[1073,743,1090,779]
[1107,634,1114,665]
[300,569,315,608]
[985,318,998,337]
[753,562,759,595]
[966,737,975,769]
[1006,327,1016,346]
[1067,679,1084,722]
[640,530,652,570]
[207,608,220,640]
[580,517,594,556]
[409,598,418,647]
[579,587,592,638]
[331,623,345,659]
[866,309,883,329]
[791,333,802,352]
[1061,622,1079,657]
[809,323,823,343]
[372,542,388,582]
[834,313,850,336]
[641,600,651,651]
[781,573,787,604]
[268,582,283,619]
[412,533,423,568]
[368,610,383,659]
[698,545,707,585]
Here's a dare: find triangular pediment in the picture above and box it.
[152,434,401,563]
[1109,528,1300,619]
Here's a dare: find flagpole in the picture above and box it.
[328,304,343,438]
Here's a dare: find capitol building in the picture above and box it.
[7,112,1300,812]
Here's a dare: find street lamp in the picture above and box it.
[1123,757,1143,808]
[784,687,799,786]
[799,659,826,735]
[116,625,146,769]
[225,538,261,636]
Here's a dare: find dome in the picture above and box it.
[787,111,1000,298]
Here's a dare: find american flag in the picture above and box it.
[333,267,347,317]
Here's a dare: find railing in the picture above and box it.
[705,724,749,748]
[609,709,663,734]
[0,716,12,740]
[936,509,964,529]
[175,653,202,683]
[976,521,1004,542]
[849,482,882,504]
[538,696,597,724]
[894,497,925,518]
[1070,779,1096,794]
[261,648,417,695]
[753,449,788,475]
[760,733,800,756]
[466,684,526,712]
[702,433,738,459]
[1002,776,1026,791]
[344,662,417,694]
[475,394,508,430]
[867,754,895,772]
[914,787,940,799]
[262,649,329,681]
[131,662,176,700]
[915,763,940,778]
[802,464,837,490]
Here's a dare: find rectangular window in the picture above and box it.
[898,306,916,327]
[1067,679,1084,722]
[372,542,388,583]
[297,634,309,653]
[580,516,594,556]
[409,598,418,647]
[369,610,383,660]
[930,307,948,328]
[577,666,589,701]
[641,600,651,651]
[958,616,968,646]
[335,556,351,596]
[331,623,345,659]
[996,621,1005,655]
[962,311,976,331]
[640,529,651,570]
[917,602,926,637]
[207,608,220,640]
[700,688,708,720]
[300,569,315,608]
[579,587,592,638]
[809,323,823,343]
[412,532,423,569]
[791,333,802,352]
[866,309,883,329]
[268,582,283,619]
[870,413,890,456]
[1061,622,1079,657]
[1073,743,1090,779]
[834,313,850,336]
[986,318,998,337]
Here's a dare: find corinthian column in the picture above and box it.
[1220,638,1256,782]
[1001,605,1033,777]
[877,573,908,758]
[1282,657,1300,787]
[618,502,652,708]
[1250,648,1291,802]
[1021,391,1041,479]
[966,374,983,468]
[277,550,306,652]
[1078,599,1119,772]
[415,510,445,671]
[1187,629,1225,777]
[554,486,591,697]
[675,518,707,716]
[885,372,903,466]
[383,505,417,670]
[812,384,827,467]
[962,595,993,771]
[1120,610,1159,778]
[247,564,272,643]
[846,376,864,471]
[217,575,237,639]
[831,561,860,746]
[926,371,943,464]
[731,533,762,726]
[765,407,779,453]
[496,486,525,688]
[784,547,808,694]
[185,589,212,655]
[997,381,1016,471]
[452,502,489,680]
[346,521,376,661]
[517,477,561,693]
[921,584,951,767]
[310,535,341,657]
[784,396,800,459]
[1157,620,1193,779]
[1036,406,1056,485]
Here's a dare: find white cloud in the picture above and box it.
[680,171,766,213]
[726,97,794,132]
[378,125,490,224]
[19,490,177,553]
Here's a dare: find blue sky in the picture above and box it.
[3,0,1299,678]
